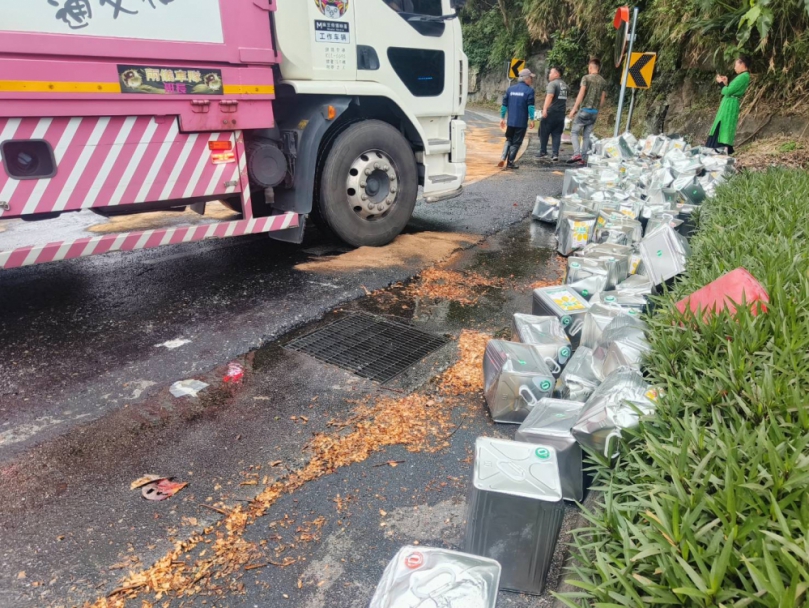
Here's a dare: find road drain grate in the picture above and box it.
[286,313,449,384]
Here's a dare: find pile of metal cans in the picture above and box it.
[368,136,733,607]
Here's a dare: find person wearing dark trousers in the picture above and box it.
[498,68,536,170]
[537,66,568,162]
[706,55,751,155]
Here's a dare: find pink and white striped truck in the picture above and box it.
[0,0,468,270]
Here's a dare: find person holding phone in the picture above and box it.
[706,55,751,155]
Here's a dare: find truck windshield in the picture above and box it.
[382,0,442,16]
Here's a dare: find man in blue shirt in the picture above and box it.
[498,68,536,170]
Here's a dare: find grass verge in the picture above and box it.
[558,169,809,607]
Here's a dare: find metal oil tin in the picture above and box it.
[369,545,502,608]
[555,346,601,402]
[571,369,657,458]
[511,314,572,376]
[532,196,561,224]
[483,340,555,424]
[515,398,588,501]
[464,437,566,595]
[532,286,591,348]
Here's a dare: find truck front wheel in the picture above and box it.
[318,120,418,248]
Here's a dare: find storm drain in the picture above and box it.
[286,313,449,383]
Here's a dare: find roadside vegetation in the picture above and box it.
[557,169,809,607]
[461,0,809,109]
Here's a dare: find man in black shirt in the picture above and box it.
[537,66,568,162]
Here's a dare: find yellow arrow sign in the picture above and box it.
[509,58,525,80]
[627,52,657,89]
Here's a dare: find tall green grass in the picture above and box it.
[558,169,809,607]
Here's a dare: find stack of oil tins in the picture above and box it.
[367,135,734,607]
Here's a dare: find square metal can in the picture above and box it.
[515,398,588,501]
[511,314,572,376]
[483,340,556,424]
[464,437,566,595]
[369,545,502,608]
[532,286,591,348]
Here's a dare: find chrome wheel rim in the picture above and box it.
[345,150,399,221]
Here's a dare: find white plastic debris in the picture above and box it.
[169,379,209,398]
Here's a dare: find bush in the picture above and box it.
[558,169,809,607]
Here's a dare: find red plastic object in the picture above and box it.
[224,362,245,383]
[676,268,769,320]
[614,6,630,28]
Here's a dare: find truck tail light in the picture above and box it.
[209,141,233,151]
[211,151,236,164]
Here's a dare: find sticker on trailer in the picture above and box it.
[2,0,225,43]
[118,65,224,95]
[314,0,349,19]
[314,20,350,44]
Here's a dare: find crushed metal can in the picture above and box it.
[615,273,654,296]
[554,346,601,403]
[532,196,561,224]
[594,218,642,246]
[557,212,596,256]
[571,369,657,458]
[369,545,502,608]
[483,340,556,424]
[511,314,572,376]
[580,302,640,349]
[465,437,565,595]
[593,289,647,311]
[592,318,651,378]
[567,273,608,301]
[532,285,591,348]
[566,255,628,292]
[578,242,633,263]
[515,398,588,501]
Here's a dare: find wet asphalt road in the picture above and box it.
[0,111,572,608]
[0,110,561,460]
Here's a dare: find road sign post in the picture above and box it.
[614,7,639,137]
[626,89,637,132]
[624,51,656,132]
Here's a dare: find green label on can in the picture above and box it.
[657,250,663,257]
[561,315,572,326]
[539,379,552,391]
[582,289,589,296]
[560,347,571,358]
[535,448,551,460]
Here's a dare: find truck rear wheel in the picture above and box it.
[318,120,417,248]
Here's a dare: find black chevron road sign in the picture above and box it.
[510,58,525,79]
[627,52,657,89]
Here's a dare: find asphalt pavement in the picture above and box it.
[0,110,572,608]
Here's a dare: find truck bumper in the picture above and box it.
[0,212,300,270]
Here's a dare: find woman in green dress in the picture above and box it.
[706,55,751,154]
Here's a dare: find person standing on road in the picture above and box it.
[706,55,751,155]
[536,66,568,162]
[567,58,607,165]
[498,68,536,170]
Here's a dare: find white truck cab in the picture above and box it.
[273,0,468,233]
